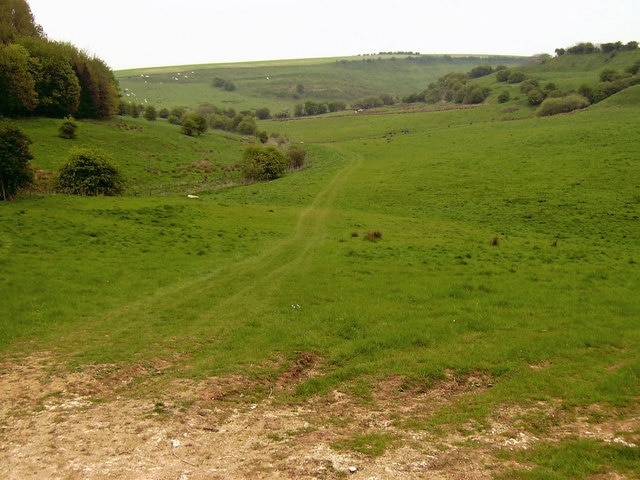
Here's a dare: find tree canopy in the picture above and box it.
[0,0,119,119]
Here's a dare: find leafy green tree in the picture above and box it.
[0,122,33,200]
[143,104,157,121]
[181,113,207,136]
[236,116,257,135]
[19,37,81,117]
[0,0,43,44]
[241,145,287,182]
[0,43,38,115]
[56,147,124,195]
[507,71,526,83]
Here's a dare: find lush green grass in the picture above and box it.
[2,56,640,477]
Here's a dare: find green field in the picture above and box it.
[1,55,640,478]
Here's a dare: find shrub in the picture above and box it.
[143,105,157,121]
[527,88,545,106]
[497,90,510,103]
[364,230,383,242]
[56,148,124,196]
[507,71,526,83]
[286,145,307,169]
[536,94,590,117]
[255,107,271,120]
[0,123,34,200]
[58,116,78,139]
[181,113,208,136]
[496,69,511,82]
[241,145,287,182]
[463,86,491,104]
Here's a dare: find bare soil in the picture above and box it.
[1,354,638,479]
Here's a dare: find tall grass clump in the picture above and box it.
[536,93,590,116]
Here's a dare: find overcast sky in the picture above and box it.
[27,0,640,70]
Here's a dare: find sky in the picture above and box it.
[27,0,640,70]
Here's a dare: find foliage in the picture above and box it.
[0,122,33,200]
[241,145,287,181]
[0,3,118,119]
[181,112,208,136]
[58,116,78,139]
[286,145,307,169]
[56,147,124,195]
[497,90,510,103]
[0,0,43,44]
[469,65,494,78]
[536,93,590,116]
[0,43,38,115]
[255,107,271,120]
[527,88,545,106]
[143,105,157,121]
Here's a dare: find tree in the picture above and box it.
[181,112,207,136]
[0,122,33,200]
[0,0,43,44]
[19,37,81,117]
[56,147,124,196]
[0,43,38,115]
[241,145,287,182]
[143,104,157,121]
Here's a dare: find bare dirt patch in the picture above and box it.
[1,355,638,479]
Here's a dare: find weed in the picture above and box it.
[363,230,383,242]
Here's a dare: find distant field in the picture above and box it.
[1,58,639,478]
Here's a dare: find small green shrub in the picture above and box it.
[241,145,287,182]
[58,117,78,139]
[536,94,590,117]
[56,148,125,196]
[286,145,307,169]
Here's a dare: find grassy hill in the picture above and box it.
[116,54,528,112]
[2,52,640,478]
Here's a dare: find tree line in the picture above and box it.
[0,0,119,119]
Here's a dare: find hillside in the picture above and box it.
[115,54,528,113]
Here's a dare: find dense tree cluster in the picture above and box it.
[0,121,33,200]
[0,0,119,119]
[555,41,638,56]
[403,67,491,105]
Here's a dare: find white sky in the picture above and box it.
[27,0,640,70]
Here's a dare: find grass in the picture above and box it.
[116,54,527,112]
[2,54,640,476]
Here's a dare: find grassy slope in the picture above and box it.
[2,55,640,477]
[116,54,527,112]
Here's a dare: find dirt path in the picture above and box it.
[2,354,638,479]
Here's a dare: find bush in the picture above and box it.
[0,123,34,200]
[181,113,208,136]
[286,145,307,169]
[507,71,526,83]
[364,230,383,242]
[58,116,78,139]
[497,90,510,103]
[56,148,124,196]
[527,88,545,106]
[143,105,157,121]
[255,107,271,120]
[536,94,590,117]
[496,69,511,82]
[241,146,287,182]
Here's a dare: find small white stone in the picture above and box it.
[349,466,358,473]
